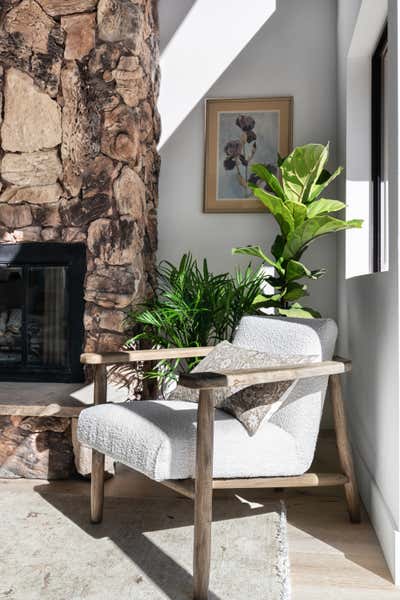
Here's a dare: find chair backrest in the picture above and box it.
[232,316,338,472]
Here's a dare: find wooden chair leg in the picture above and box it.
[90,364,107,524]
[91,449,105,524]
[329,374,361,523]
[193,390,215,600]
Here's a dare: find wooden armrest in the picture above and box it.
[81,346,214,365]
[179,357,352,389]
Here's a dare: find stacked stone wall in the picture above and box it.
[0,0,160,353]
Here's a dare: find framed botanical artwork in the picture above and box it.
[204,97,293,213]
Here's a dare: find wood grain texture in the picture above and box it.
[81,346,213,365]
[212,473,349,489]
[93,364,107,406]
[160,479,195,500]
[333,355,352,367]
[90,365,107,523]
[193,390,215,600]
[180,358,352,389]
[160,473,348,496]
[91,450,105,524]
[329,374,361,523]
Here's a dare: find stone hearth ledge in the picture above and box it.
[0,381,128,477]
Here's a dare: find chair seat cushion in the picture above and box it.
[77,400,304,481]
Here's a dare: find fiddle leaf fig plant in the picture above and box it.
[233,143,363,318]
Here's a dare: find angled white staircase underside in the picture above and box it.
[158,0,277,148]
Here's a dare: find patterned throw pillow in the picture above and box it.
[168,341,318,435]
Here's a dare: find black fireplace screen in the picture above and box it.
[0,243,85,382]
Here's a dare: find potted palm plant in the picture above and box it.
[124,254,265,388]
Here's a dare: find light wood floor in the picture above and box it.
[5,432,400,599]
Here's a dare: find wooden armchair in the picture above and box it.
[78,316,360,600]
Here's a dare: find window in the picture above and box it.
[371,24,389,272]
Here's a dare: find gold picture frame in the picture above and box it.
[204,97,293,213]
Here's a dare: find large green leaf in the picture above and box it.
[307,198,346,218]
[268,291,287,302]
[317,168,332,184]
[232,245,279,270]
[252,294,273,306]
[283,216,363,259]
[308,166,343,202]
[283,282,309,302]
[251,164,285,199]
[266,274,285,286]
[256,298,285,309]
[271,235,285,260]
[301,145,330,203]
[280,144,329,203]
[278,303,321,318]
[286,201,307,227]
[252,188,294,235]
[286,259,312,281]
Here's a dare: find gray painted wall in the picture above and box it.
[158,0,338,320]
[337,0,400,582]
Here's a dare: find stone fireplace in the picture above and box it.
[0,0,160,376]
[0,0,160,478]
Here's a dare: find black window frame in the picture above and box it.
[371,23,388,273]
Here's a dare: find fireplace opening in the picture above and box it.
[0,243,86,382]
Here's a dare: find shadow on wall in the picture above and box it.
[158,0,197,54]
[157,0,339,320]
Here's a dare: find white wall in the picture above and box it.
[158,0,195,54]
[158,0,276,147]
[158,0,338,319]
[337,0,400,582]
[158,4,400,579]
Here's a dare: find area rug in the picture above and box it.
[0,487,290,600]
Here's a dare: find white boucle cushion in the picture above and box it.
[232,316,338,472]
[77,400,302,481]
